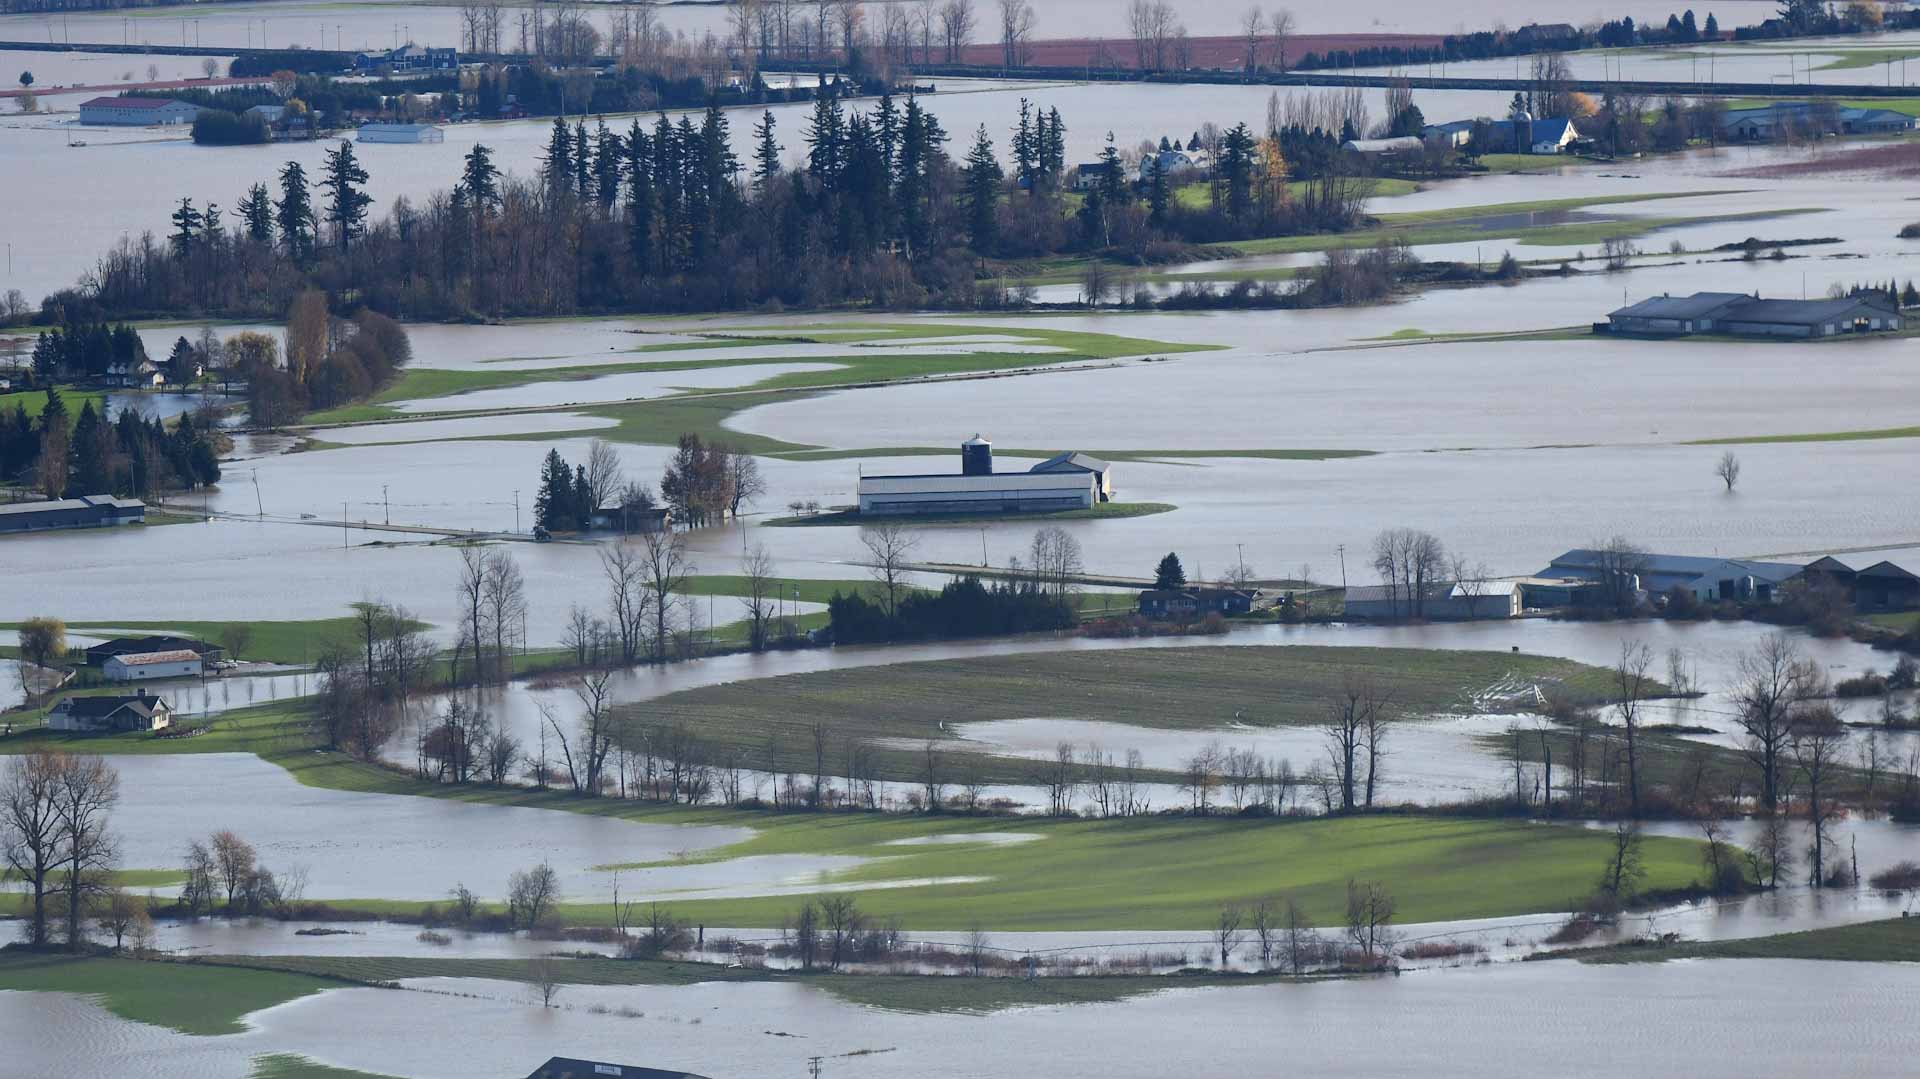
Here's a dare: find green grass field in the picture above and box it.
[1688,424,1920,447]
[0,385,104,423]
[629,645,1637,786]
[0,675,1707,932]
[0,952,335,1036]
[1572,916,1920,964]
[303,324,1221,440]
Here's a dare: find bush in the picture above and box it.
[1891,656,1919,691]
[1836,671,1889,698]
[1901,223,1920,239]
[1870,861,1920,891]
[191,110,269,146]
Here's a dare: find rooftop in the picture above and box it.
[79,96,188,109]
[108,649,202,666]
[59,693,168,719]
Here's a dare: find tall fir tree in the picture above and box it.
[541,117,573,193]
[237,183,274,242]
[752,109,782,192]
[322,140,373,251]
[962,124,1003,251]
[460,143,502,214]
[275,160,315,263]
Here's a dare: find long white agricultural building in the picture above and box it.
[857,471,1096,515]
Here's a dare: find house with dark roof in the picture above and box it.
[522,1058,709,1079]
[47,691,174,733]
[1138,587,1260,620]
[78,96,200,126]
[1606,292,1901,338]
[1029,451,1114,501]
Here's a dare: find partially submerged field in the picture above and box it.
[635,644,1632,783]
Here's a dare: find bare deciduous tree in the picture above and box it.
[1614,641,1655,818]
[1344,879,1395,966]
[53,754,120,950]
[508,862,561,929]
[860,522,920,630]
[639,528,693,663]
[1733,633,1822,815]
[1793,705,1847,886]
[483,549,527,682]
[1214,903,1244,968]
[2,750,65,947]
[1715,450,1741,492]
[1595,822,1646,911]
[743,543,778,652]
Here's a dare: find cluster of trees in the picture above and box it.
[1,751,123,951]
[180,830,308,918]
[27,320,146,380]
[529,434,762,533]
[829,523,1082,643]
[828,573,1077,643]
[532,440,635,533]
[246,294,412,424]
[659,433,763,527]
[311,600,436,760]
[70,87,1365,322]
[0,389,221,499]
[1593,10,1721,46]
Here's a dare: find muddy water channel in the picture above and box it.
[5,958,1920,1079]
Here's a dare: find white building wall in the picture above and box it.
[104,657,201,682]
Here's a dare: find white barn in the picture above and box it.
[103,649,203,682]
[357,122,446,144]
[858,471,1096,516]
[79,97,201,126]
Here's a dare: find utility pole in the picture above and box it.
[1236,542,1245,581]
[251,469,262,517]
[1336,544,1346,589]
[980,527,988,567]
[383,483,389,525]
[342,501,348,548]
[513,489,520,533]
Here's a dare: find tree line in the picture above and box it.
[0,388,221,500]
[60,87,1368,323]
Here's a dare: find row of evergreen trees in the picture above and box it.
[29,322,147,380]
[827,575,1077,644]
[0,389,220,499]
[69,85,1358,321]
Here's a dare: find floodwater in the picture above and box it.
[102,753,757,902]
[0,0,1802,48]
[6,958,1920,1078]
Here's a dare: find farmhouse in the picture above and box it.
[103,649,203,682]
[855,436,1105,516]
[355,44,459,72]
[1606,292,1902,338]
[357,122,446,144]
[47,691,173,733]
[79,96,200,126]
[0,494,145,534]
[1137,588,1260,619]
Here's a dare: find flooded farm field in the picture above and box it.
[5,958,1920,1078]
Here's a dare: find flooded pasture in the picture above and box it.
[5,958,1920,1078]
